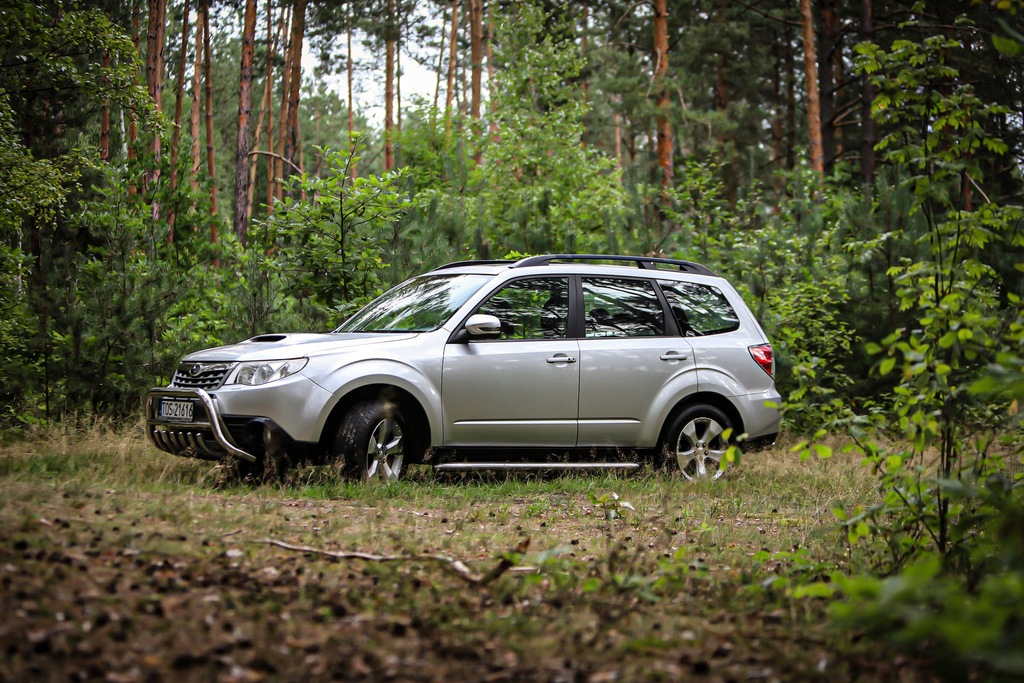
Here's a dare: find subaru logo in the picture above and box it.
[190,364,203,376]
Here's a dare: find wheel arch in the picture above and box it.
[658,392,744,446]
[318,384,432,463]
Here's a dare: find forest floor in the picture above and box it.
[0,429,937,682]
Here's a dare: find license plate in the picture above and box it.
[160,400,194,422]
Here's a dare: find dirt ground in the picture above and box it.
[0,479,936,683]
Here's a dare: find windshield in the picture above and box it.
[334,274,491,333]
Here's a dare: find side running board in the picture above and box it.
[433,462,640,471]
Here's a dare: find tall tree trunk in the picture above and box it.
[100,50,111,162]
[347,4,357,180]
[434,7,446,113]
[445,0,460,133]
[457,36,469,116]
[169,0,191,241]
[269,4,288,210]
[145,0,167,111]
[396,20,402,137]
[469,0,483,120]
[128,3,141,185]
[384,0,396,171]
[580,2,589,103]
[819,0,836,174]
[653,0,673,193]
[314,101,322,176]
[145,0,167,223]
[771,38,785,203]
[860,0,876,186]
[347,3,356,135]
[233,0,258,245]
[714,0,734,202]
[486,15,498,140]
[283,0,307,182]
[833,28,846,160]
[190,1,204,192]
[275,6,294,203]
[613,95,622,171]
[248,0,279,221]
[785,22,797,171]
[799,0,824,175]
[202,1,218,247]
[714,0,728,148]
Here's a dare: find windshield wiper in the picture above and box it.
[350,328,423,334]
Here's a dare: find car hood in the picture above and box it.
[182,332,418,362]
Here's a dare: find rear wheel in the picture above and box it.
[334,399,407,482]
[661,405,733,481]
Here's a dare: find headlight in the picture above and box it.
[231,358,308,386]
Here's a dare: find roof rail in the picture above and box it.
[511,254,717,276]
[431,259,514,271]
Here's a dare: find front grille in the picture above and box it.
[171,361,235,390]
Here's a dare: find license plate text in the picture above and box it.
[161,400,194,421]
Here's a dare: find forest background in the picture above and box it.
[3,0,1024,674]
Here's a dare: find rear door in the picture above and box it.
[577,277,696,447]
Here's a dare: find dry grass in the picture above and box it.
[0,428,925,682]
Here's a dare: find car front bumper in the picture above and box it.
[145,387,259,462]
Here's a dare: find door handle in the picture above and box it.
[660,352,689,361]
[546,354,577,364]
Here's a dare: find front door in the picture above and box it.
[442,277,579,447]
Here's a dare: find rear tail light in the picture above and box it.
[748,344,774,378]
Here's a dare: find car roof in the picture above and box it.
[429,254,718,278]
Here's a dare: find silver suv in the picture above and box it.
[146,255,780,481]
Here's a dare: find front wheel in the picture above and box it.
[334,399,407,482]
[661,405,734,481]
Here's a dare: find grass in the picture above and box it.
[0,428,937,681]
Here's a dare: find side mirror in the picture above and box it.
[464,314,502,339]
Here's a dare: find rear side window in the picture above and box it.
[582,278,665,338]
[659,280,740,336]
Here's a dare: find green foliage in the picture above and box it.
[812,25,1024,679]
[477,1,624,256]
[0,2,153,233]
[587,491,635,521]
[0,94,84,234]
[254,138,415,322]
[0,244,37,427]
[833,527,1024,679]
[666,160,859,434]
[0,1,158,425]
[841,28,1021,569]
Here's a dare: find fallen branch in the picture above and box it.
[255,538,530,586]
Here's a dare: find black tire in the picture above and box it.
[660,405,734,481]
[334,399,407,482]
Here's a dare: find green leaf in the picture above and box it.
[791,582,837,599]
[992,34,1022,57]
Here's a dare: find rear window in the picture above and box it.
[659,281,740,336]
